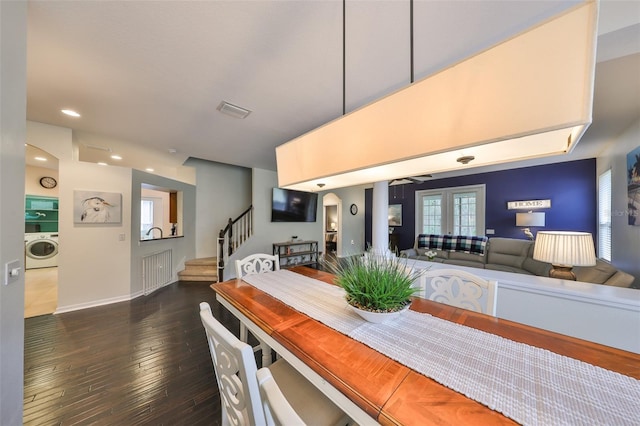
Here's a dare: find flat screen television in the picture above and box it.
[271,188,318,222]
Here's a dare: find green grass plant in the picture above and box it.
[327,251,427,313]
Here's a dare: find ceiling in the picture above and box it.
[25,1,640,177]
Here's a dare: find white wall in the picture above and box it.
[185,158,252,258]
[26,121,197,312]
[26,165,59,197]
[324,186,367,256]
[251,168,322,252]
[597,119,640,285]
[27,122,133,312]
[59,161,133,310]
[0,1,27,423]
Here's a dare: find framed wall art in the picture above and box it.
[627,146,640,226]
[388,204,402,226]
[74,190,122,224]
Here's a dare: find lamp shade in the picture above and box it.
[533,231,596,267]
[276,1,598,191]
[516,212,545,227]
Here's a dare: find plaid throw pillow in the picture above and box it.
[453,235,488,256]
[417,234,446,250]
[416,234,487,255]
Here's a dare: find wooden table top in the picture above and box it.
[212,266,640,425]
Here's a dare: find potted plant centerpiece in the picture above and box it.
[327,250,427,323]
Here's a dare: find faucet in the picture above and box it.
[146,227,163,239]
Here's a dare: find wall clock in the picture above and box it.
[350,204,358,215]
[39,176,57,189]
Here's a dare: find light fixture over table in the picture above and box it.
[533,231,597,281]
[276,1,598,192]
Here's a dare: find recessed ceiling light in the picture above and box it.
[110,154,122,160]
[168,148,177,154]
[34,156,47,162]
[97,162,108,166]
[61,109,80,117]
[146,168,154,172]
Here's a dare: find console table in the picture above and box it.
[273,240,319,269]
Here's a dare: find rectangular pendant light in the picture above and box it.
[276,1,598,191]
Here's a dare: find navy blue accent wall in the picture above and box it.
[365,159,597,251]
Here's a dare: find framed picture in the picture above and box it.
[74,190,122,224]
[627,146,640,226]
[388,204,402,226]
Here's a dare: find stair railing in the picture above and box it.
[217,205,253,281]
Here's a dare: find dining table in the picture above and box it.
[211,266,640,425]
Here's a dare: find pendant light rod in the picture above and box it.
[410,0,414,84]
[342,0,346,115]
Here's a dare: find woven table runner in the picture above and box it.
[242,270,640,425]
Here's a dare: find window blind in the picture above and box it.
[598,169,612,261]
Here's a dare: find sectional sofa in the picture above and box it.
[400,234,635,288]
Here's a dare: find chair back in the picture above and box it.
[417,269,498,316]
[256,367,305,426]
[235,253,280,278]
[199,302,265,425]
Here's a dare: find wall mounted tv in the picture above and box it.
[271,188,318,222]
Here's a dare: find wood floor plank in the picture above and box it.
[24,281,228,425]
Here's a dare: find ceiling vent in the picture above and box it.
[217,101,251,119]
[83,144,112,152]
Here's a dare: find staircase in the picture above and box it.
[179,205,251,283]
[177,257,218,282]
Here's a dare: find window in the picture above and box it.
[416,185,485,236]
[141,197,163,239]
[598,169,612,261]
[141,199,155,237]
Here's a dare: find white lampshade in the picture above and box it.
[276,2,597,191]
[516,212,545,227]
[533,231,596,267]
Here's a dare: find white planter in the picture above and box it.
[351,304,410,323]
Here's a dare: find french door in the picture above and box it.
[416,184,485,236]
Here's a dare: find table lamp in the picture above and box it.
[516,211,545,240]
[533,231,596,280]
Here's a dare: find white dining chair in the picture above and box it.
[417,268,498,316]
[234,253,280,366]
[199,302,349,426]
[256,367,307,425]
[235,253,280,278]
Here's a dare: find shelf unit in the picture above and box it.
[25,195,59,233]
[273,240,319,269]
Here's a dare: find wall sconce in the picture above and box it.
[516,211,545,240]
[533,231,596,280]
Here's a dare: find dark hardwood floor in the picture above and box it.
[24,281,238,425]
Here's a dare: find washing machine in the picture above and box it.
[25,233,59,269]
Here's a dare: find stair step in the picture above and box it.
[185,257,217,267]
[179,257,218,282]
[178,274,218,282]
[178,267,217,275]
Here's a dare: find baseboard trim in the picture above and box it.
[55,290,145,314]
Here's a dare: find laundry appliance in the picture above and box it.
[25,233,59,269]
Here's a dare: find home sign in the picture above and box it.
[507,199,551,210]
